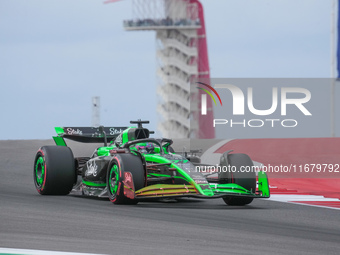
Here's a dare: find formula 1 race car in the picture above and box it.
[33,120,270,205]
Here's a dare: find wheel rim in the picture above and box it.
[35,156,45,187]
[109,164,119,195]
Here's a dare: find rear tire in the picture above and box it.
[33,146,76,195]
[219,153,256,206]
[107,153,145,204]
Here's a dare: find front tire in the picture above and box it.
[33,146,76,195]
[107,153,145,204]
[219,153,256,206]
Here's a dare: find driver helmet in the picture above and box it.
[136,143,154,154]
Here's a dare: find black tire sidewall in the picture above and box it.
[220,153,256,206]
[107,157,124,203]
[107,153,145,204]
[33,146,76,195]
[33,149,46,194]
[227,153,256,192]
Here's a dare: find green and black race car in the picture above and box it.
[33,120,270,205]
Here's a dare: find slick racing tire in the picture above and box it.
[219,153,256,206]
[107,153,145,205]
[34,146,76,195]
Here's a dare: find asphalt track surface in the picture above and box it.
[1,140,340,255]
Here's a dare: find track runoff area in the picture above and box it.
[1,139,340,255]
[201,138,340,210]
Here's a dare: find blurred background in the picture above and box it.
[0,0,336,139]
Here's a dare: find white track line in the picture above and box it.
[268,194,340,210]
[269,194,340,202]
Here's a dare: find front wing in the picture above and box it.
[126,172,270,200]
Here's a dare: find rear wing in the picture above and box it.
[53,126,128,146]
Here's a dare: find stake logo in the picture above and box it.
[195,82,312,128]
[196,82,222,115]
